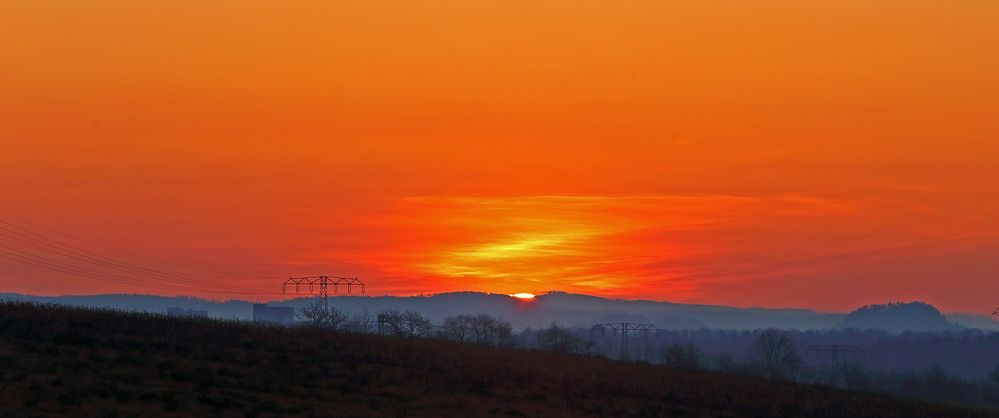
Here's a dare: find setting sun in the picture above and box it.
[1,0,998,313]
[2,1,998,415]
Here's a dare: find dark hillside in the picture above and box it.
[0,303,993,418]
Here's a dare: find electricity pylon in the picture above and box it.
[807,345,865,370]
[282,276,364,305]
[807,344,865,387]
[591,322,656,361]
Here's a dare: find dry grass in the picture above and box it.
[0,302,994,418]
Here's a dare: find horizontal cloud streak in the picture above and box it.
[286,194,999,310]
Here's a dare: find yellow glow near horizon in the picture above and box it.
[2,0,999,312]
[511,293,536,300]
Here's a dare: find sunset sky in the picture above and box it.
[2,0,998,312]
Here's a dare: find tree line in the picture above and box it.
[296,300,999,407]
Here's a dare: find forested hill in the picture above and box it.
[839,301,961,333]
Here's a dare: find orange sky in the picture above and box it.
[2,0,998,312]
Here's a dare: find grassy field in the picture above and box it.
[0,302,994,418]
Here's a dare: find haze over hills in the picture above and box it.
[3,292,999,380]
[3,291,996,332]
[4,302,994,418]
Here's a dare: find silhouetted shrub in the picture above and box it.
[661,342,703,369]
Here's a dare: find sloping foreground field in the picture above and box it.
[0,302,993,418]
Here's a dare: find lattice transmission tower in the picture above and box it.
[282,275,365,305]
[807,344,865,387]
[591,322,656,361]
[807,344,865,370]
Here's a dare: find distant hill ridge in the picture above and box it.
[839,301,962,333]
[2,292,995,332]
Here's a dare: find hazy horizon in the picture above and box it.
[4,2,999,416]
[3,0,999,313]
[6,289,998,322]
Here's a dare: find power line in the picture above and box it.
[0,213,272,280]
[0,220,235,289]
[0,249,211,294]
[0,217,276,294]
[0,214,376,299]
[0,226,235,292]
[0,244,279,295]
[0,250,280,296]
[0,217,279,296]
